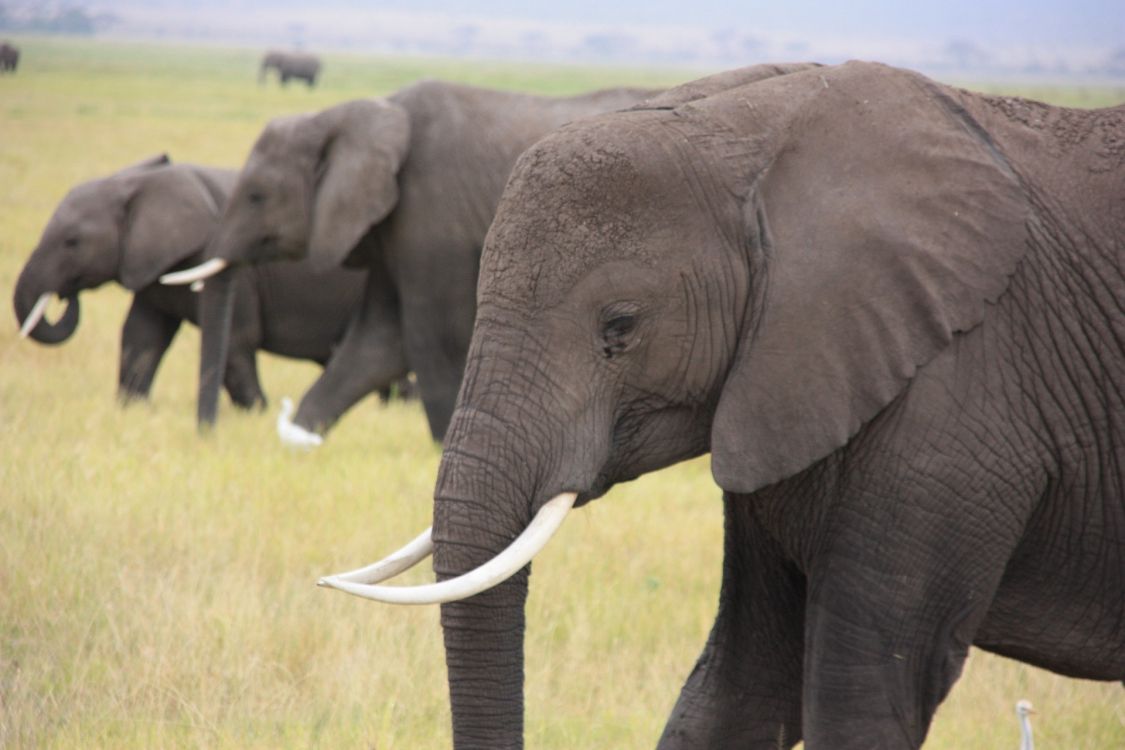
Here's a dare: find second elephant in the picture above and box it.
[13,155,390,414]
[171,80,660,442]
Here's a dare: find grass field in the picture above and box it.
[1,36,1122,749]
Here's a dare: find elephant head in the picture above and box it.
[163,98,411,426]
[13,155,228,344]
[319,61,1033,748]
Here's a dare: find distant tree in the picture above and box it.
[1,4,104,35]
[578,31,636,60]
[450,24,479,56]
[1104,47,1125,75]
[943,39,990,70]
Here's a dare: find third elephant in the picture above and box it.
[173,80,660,443]
[13,155,386,416]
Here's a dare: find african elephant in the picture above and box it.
[13,155,380,413]
[259,50,320,87]
[166,81,659,443]
[0,41,18,73]
[318,62,1125,748]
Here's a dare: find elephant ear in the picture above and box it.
[119,165,223,290]
[120,152,171,174]
[307,99,411,271]
[706,61,1032,494]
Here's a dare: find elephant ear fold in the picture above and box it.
[307,99,411,272]
[119,165,222,290]
[707,61,1032,495]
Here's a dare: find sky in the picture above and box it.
[371,0,1123,47]
[17,0,1125,78]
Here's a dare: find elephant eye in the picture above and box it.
[64,237,79,248]
[248,191,265,205]
[600,309,639,359]
[603,314,636,339]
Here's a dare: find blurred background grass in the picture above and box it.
[1,36,1122,749]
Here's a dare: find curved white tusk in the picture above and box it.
[19,293,53,338]
[326,527,434,584]
[160,258,228,285]
[318,491,577,605]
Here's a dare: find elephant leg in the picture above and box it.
[658,493,805,750]
[799,482,1031,748]
[118,295,181,402]
[292,273,408,435]
[400,270,475,442]
[223,345,265,410]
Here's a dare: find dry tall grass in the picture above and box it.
[1,37,1122,749]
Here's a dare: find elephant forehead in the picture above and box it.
[254,113,315,157]
[480,117,709,310]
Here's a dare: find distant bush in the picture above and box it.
[0,3,118,35]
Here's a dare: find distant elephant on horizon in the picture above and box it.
[259,50,320,87]
[166,80,663,445]
[12,155,406,415]
[0,41,19,73]
[316,62,1125,749]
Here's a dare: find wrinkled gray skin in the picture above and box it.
[13,155,374,410]
[259,50,320,87]
[200,81,658,438]
[0,41,18,72]
[418,62,1124,748]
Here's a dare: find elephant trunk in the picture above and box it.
[13,266,79,345]
[321,325,597,748]
[196,267,236,427]
[431,407,543,750]
[428,342,596,748]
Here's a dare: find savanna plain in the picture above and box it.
[1,37,1122,749]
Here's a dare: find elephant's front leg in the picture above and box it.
[799,482,1031,748]
[224,345,266,409]
[223,281,266,410]
[293,275,409,436]
[118,295,181,402]
[658,493,805,750]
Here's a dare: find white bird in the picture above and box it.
[1015,699,1036,750]
[277,397,323,449]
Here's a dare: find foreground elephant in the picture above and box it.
[167,80,660,441]
[319,62,1125,748]
[13,155,372,411]
[0,41,18,72]
[259,50,320,87]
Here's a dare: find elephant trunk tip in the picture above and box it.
[15,292,79,345]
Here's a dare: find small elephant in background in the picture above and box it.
[167,81,661,446]
[0,41,19,73]
[259,50,320,87]
[13,155,404,414]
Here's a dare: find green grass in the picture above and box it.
[1,36,1123,749]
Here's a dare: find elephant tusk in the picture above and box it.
[324,527,434,584]
[160,258,228,286]
[318,492,577,605]
[19,293,53,338]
